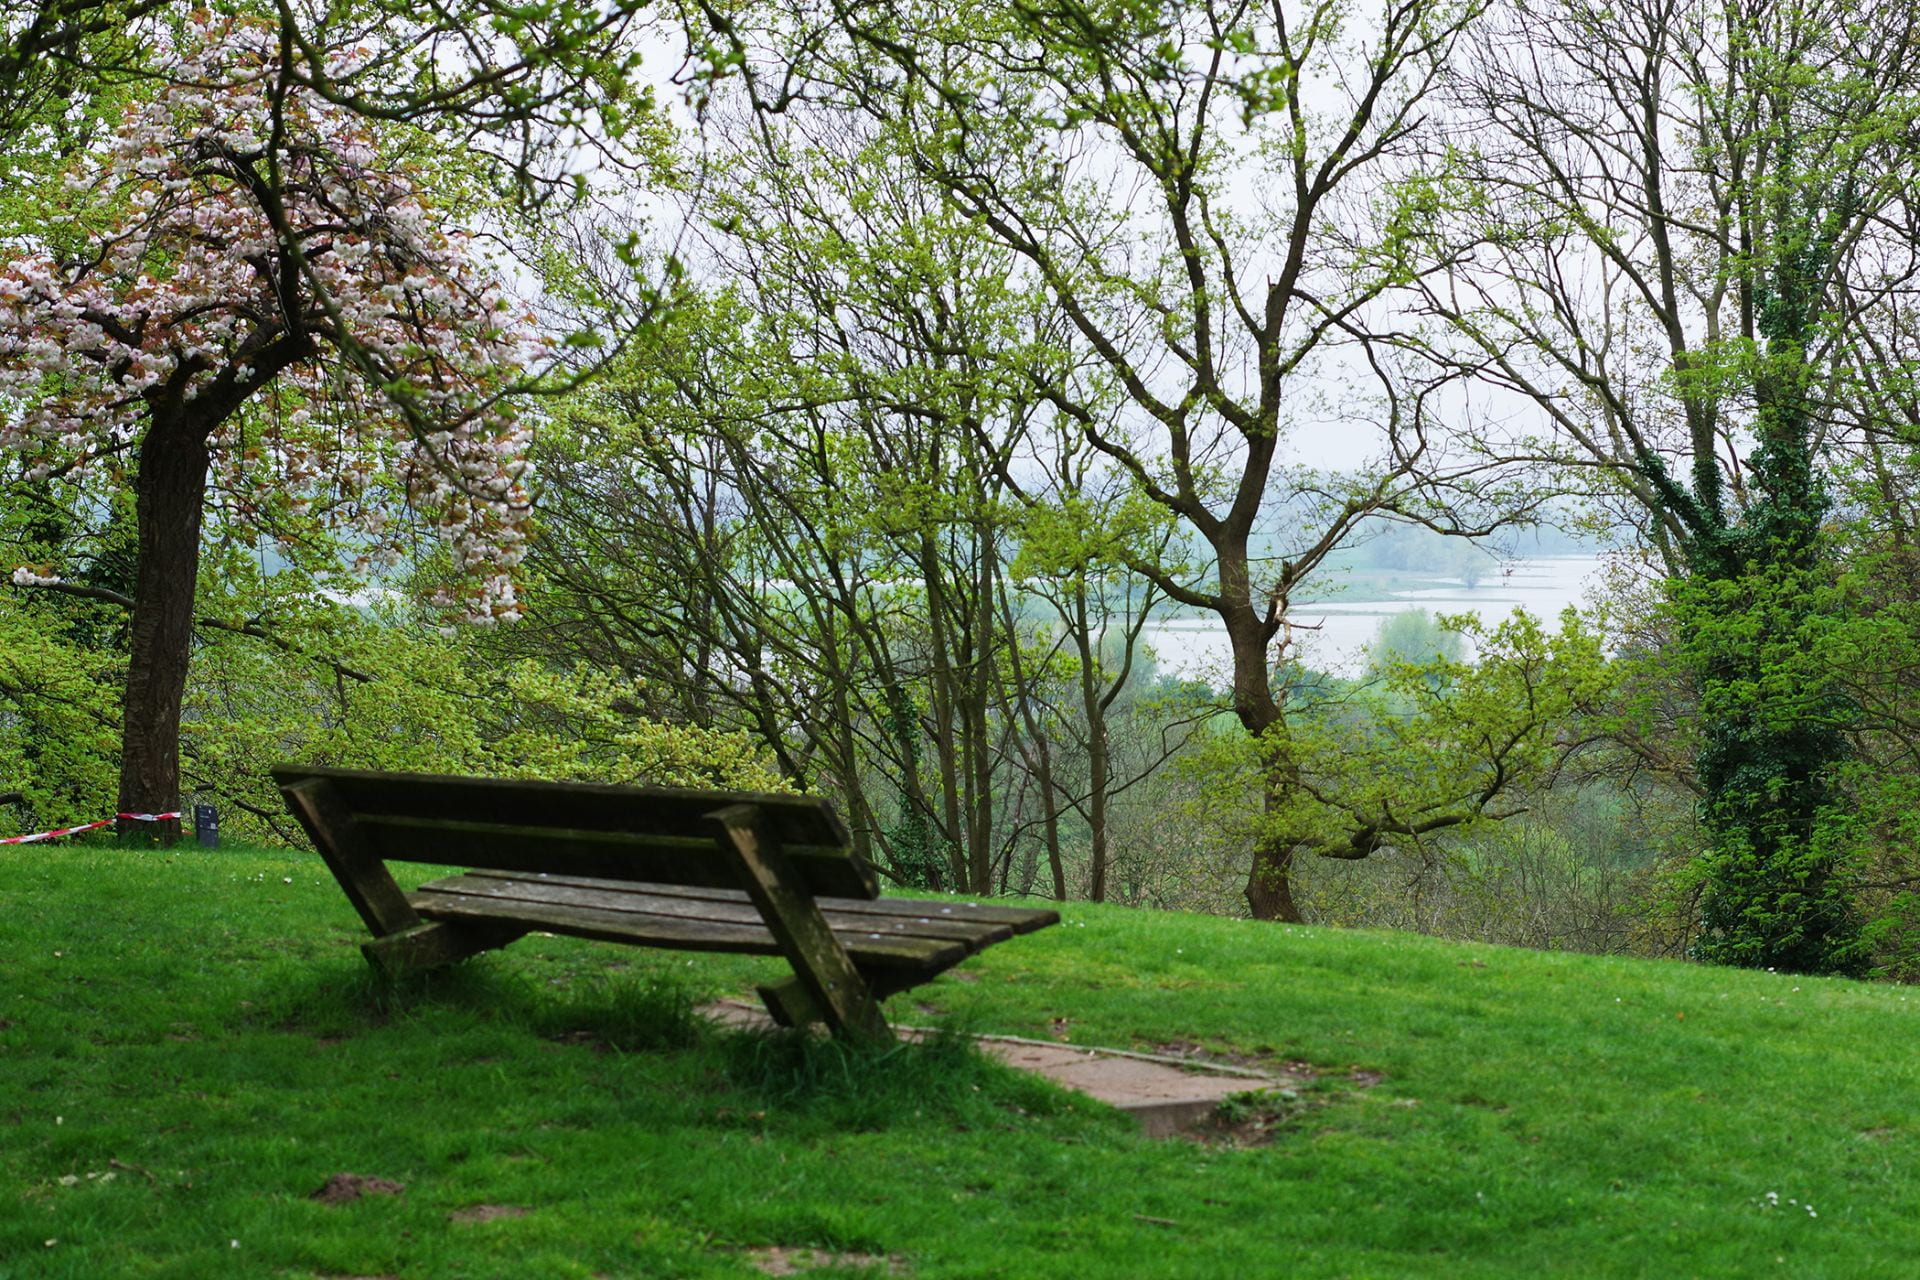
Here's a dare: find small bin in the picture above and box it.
[193,804,219,849]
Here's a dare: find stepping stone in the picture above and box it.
[965,1034,1275,1138]
[700,1000,1278,1136]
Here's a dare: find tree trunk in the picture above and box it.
[964,685,995,894]
[1217,573,1301,922]
[117,419,210,843]
[996,581,1067,900]
[1076,596,1112,903]
[1014,722,1068,900]
[1245,829,1303,922]
[1242,753,1308,921]
[1087,721,1110,902]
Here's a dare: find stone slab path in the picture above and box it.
[702,1000,1282,1137]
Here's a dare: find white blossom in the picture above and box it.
[0,14,537,621]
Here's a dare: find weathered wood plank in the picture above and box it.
[415,890,779,953]
[362,920,526,978]
[707,803,890,1042]
[279,777,421,937]
[418,873,1014,950]
[354,815,877,900]
[839,899,1059,934]
[755,970,930,1029]
[269,766,858,860]
[452,869,1060,933]
[410,891,965,969]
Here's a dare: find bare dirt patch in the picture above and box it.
[548,1029,615,1054]
[744,1245,907,1276]
[1185,1087,1319,1147]
[1187,1069,1388,1147]
[1148,1039,1315,1076]
[449,1204,529,1224]
[309,1173,405,1205]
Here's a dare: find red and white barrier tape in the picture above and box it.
[0,811,182,846]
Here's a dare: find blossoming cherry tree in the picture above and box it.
[0,16,540,834]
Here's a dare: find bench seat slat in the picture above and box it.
[412,890,783,956]
[418,873,1016,951]
[357,815,876,900]
[446,870,1060,935]
[409,890,969,971]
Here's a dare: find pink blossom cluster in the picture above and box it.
[0,13,541,621]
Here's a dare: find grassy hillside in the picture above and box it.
[3,841,1917,1278]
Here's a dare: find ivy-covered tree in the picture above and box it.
[1418,0,1920,972]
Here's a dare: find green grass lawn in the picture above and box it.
[4,841,1918,1278]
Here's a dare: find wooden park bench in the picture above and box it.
[271,766,1058,1041]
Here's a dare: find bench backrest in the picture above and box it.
[270,766,878,901]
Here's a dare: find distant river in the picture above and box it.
[1139,555,1610,681]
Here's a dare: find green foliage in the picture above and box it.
[184,597,784,844]
[878,811,950,893]
[1009,484,1181,588]
[1670,69,1872,974]
[1302,785,1675,954]
[0,4,158,206]
[879,686,948,891]
[1414,0,1920,973]
[0,536,783,842]
[1190,608,1614,866]
[0,607,120,826]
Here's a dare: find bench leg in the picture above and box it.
[281,778,420,937]
[755,968,923,1030]
[707,804,891,1043]
[362,921,527,978]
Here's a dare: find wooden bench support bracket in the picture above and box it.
[707,803,892,1043]
[363,920,528,979]
[755,969,924,1030]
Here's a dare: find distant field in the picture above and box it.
[4,840,1916,1278]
